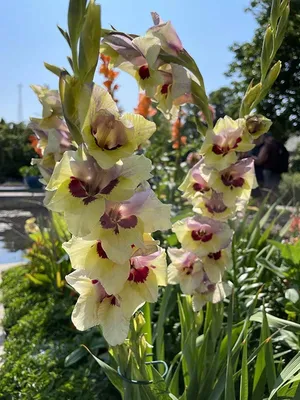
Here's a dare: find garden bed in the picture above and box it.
[0,265,120,399]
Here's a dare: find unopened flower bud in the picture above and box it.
[246,114,272,139]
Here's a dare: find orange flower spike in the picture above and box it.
[134,93,157,118]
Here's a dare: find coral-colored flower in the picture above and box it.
[171,114,187,149]
[172,215,232,257]
[290,216,300,233]
[44,147,152,237]
[79,84,156,169]
[99,53,120,102]
[134,93,157,118]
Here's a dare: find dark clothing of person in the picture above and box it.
[251,143,264,185]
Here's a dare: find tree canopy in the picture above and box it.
[210,0,300,142]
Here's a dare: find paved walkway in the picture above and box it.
[0,262,27,365]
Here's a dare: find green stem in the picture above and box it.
[142,303,153,360]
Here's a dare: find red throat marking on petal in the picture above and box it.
[128,266,149,283]
[191,230,213,242]
[208,251,222,260]
[161,84,169,95]
[139,65,151,80]
[193,183,209,193]
[96,241,108,259]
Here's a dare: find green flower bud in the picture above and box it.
[246,114,272,139]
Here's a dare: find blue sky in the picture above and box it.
[0,0,257,123]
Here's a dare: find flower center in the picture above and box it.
[205,201,227,214]
[139,65,151,80]
[208,251,222,260]
[191,230,213,242]
[91,279,119,306]
[91,110,127,151]
[69,176,97,205]
[193,182,209,193]
[161,84,169,95]
[100,208,138,234]
[128,263,149,283]
[212,137,242,156]
[221,174,245,188]
[183,264,193,275]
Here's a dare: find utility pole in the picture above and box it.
[18,83,23,123]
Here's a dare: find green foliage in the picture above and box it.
[210,0,300,141]
[0,266,120,400]
[279,172,300,202]
[89,202,300,399]
[0,119,37,182]
[146,105,203,212]
[19,164,40,177]
[25,213,72,290]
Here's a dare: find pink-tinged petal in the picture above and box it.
[118,215,138,229]
[103,33,146,67]
[148,12,183,56]
[173,216,233,257]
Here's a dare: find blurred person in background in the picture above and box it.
[252,132,289,194]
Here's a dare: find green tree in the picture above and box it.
[210,0,300,142]
[0,119,37,182]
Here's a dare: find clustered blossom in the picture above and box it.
[101,13,192,120]
[30,79,171,346]
[169,114,271,311]
[29,85,75,182]
[30,9,274,344]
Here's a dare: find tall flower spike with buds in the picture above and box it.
[80,84,156,169]
[44,147,153,237]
